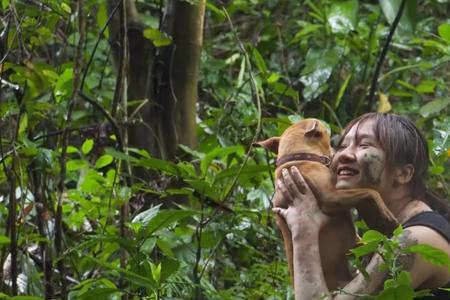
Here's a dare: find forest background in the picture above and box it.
[0,0,450,299]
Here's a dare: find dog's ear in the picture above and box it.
[253,137,280,153]
[305,120,323,138]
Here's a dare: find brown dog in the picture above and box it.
[256,118,397,289]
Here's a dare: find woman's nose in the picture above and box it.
[336,147,357,164]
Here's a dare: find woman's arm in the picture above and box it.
[274,166,388,300]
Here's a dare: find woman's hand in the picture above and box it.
[273,166,330,235]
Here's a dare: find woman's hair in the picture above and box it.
[339,112,450,217]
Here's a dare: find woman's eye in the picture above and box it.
[359,142,371,148]
[336,144,348,151]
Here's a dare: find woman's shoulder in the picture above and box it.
[403,211,450,244]
[402,212,450,289]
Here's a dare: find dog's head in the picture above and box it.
[255,119,333,158]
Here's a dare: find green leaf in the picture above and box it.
[300,48,340,101]
[379,0,417,38]
[157,238,174,258]
[393,225,404,237]
[362,230,386,243]
[215,165,271,181]
[54,68,73,103]
[81,139,94,155]
[335,74,351,109]
[11,297,43,300]
[132,204,162,226]
[144,210,196,236]
[143,28,172,47]
[67,159,88,171]
[419,99,450,117]
[0,235,10,246]
[150,262,161,285]
[200,146,244,177]
[406,244,450,268]
[78,288,121,300]
[160,257,180,283]
[18,113,28,137]
[137,157,181,176]
[252,48,268,75]
[292,24,323,42]
[86,256,157,291]
[95,154,114,169]
[438,23,450,42]
[327,0,359,33]
[96,2,109,38]
[415,80,436,94]
[60,3,71,14]
[351,241,379,257]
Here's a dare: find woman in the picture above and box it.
[274,113,450,299]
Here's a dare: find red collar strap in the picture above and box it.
[276,153,331,168]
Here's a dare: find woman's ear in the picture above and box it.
[394,164,414,185]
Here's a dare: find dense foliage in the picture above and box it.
[0,0,449,299]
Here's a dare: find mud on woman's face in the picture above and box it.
[333,120,388,190]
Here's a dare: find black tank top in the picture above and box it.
[403,211,450,299]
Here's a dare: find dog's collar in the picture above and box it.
[276,153,331,168]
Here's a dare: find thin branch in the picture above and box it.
[80,0,121,93]
[367,0,407,111]
[55,0,85,296]
[219,7,262,205]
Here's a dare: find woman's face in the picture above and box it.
[331,120,392,193]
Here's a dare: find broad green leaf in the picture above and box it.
[292,24,322,42]
[215,164,271,181]
[78,288,121,300]
[144,210,196,236]
[150,263,161,285]
[362,230,386,243]
[350,241,379,257]
[393,225,404,237]
[406,244,450,268]
[143,28,172,47]
[86,256,157,291]
[375,284,414,300]
[159,257,180,283]
[300,48,340,101]
[54,68,73,103]
[67,159,88,171]
[415,80,436,94]
[104,147,139,163]
[157,238,174,257]
[96,2,109,38]
[11,297,43,300]
[379,0,417,38]
[419,99,450,117]
[138,157,180,175]
[252,48,267,75]
[18,113,28,137]
[81,139,94,155]
[95,154,114,169]
[438,23,450,42]
[267,73,281,83]
[335,74,351,109]
[60,3,71,14]
[66,145,79,154]
[200,146,244,177]
[0,235,10,246]
[132,204,162,226]
[327,0,359,33]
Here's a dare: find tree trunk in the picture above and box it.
[108,0,205,163]
[158,0,205,159]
